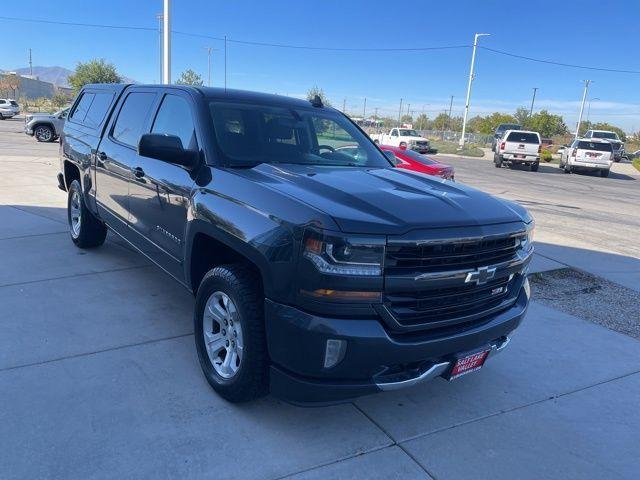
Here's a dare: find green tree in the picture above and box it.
[432,113,451,130]
[400,114,413,125]
[176,69,204,86]
[470,113,518,135]
[513,107,529,127]
[527,110,567,137]
[591,122,626,142]
[306,86,331,106]
[414,113,430,130]
[578,120,594,136]
[51,92,69,108]
[67,59,121,92]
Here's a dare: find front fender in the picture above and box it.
[185,191,299,302]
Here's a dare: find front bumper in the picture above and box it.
[24,126,34,135]
[267,281,530,404]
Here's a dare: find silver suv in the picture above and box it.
[24,108,69,142]
[583,130,624,162]
[0,98,20,119]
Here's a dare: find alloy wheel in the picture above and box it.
[203,291,244,379]
[69,191,82,238]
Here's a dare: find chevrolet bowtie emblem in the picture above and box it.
[465,266,496,285]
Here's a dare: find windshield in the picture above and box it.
[497,124,521,133]
[9,100,18,107]
[591,131,619,140]
[209,101,391,168]
[399,129,420,137]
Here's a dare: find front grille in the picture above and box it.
[385,276,515,328]
[383,234,526,331]
[385,235,522,276]
[414,141,429,147]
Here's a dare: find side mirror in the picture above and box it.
[138,133,198,169]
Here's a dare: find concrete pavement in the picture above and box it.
[1,117,639,479]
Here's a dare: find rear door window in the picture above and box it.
[83,92,114,128]
[69,93,95,123]
[111,92,157,148]
[506,132,539,143]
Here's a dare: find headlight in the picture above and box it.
[303,230,384,276]
[519,222,535,250]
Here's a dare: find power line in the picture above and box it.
[2,15,639,73]
[479,46,640,74]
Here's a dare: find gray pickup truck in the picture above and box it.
[24,108,69,142]
[58,83,534,403]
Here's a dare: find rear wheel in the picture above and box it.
[494,154,502,168]
[530,162,539,172]
[600,169,610,177]
[67,180,107,248]
[194,264,269,403]
[563,162,572,174]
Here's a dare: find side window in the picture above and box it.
[391,129,398,137]
[584,131,591,138]
[84,92,114,128]
[112,92,156,148]
[151,95,197,150]
[69,93,95,123]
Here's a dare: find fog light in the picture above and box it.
[324,339,346,369]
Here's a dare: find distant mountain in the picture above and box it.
[9,66,137,87]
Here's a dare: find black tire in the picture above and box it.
[530,162,539,172]
[563,162,572,174]
[67,180,107,248]
[494,154,502,168]
[613,157,620,163]
[34,124,55,142]
[194,264,269,403]
[600,169,610,177]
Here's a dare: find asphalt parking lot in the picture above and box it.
[1,116,639,479]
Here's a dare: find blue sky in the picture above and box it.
[2,0,639,131]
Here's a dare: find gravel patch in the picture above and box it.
[529,268,640,339]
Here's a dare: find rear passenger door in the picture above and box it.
[127,90,200,280]
[95,89,158,235]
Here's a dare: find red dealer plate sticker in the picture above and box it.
[446,350,490,381]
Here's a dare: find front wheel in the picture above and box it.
[194,264,269,403]
[34,125,55,142]
[67,180,107,248]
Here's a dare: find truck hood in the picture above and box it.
[402,136,429,142]
[231,164,529,234]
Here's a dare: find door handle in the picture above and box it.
[133,166,145,179]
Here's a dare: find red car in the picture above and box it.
[380,144,454,180]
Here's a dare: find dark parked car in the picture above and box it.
[58,84,533,403]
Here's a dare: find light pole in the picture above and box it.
[157,14,163,83]
[529,87,538,117]
[162,0,171,84]
[204,47,218,87]
[460,33,490,147]
[586,97,600,125]
[575,80,591,140]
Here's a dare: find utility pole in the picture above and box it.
[157,14,163,84]
[28,48,33,76]
[162,0,171,84]
[407,103,411,120]
[460,33,491,147]
[575,80,591,140]
[529,87,538,117]
[204,47,217,87]
[398,98,403,125]
[342,98,346,112]
[447,95,454,131]
[363,97,367,120]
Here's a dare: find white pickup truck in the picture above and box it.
[370,128,432,153]
[494,130,541,172]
